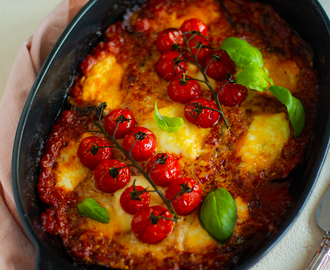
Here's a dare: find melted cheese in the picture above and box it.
[140,103,211,159]
[238,113,290,172]
[167,6,220,29]
[235,196,249,225]
[264,55,300,92]
[80,179,250,256]
[55,139,89,191]
[81,55,125,109]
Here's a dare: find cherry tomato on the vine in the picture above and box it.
[146,153,181,187]
[184,36,209,63]
[180,18,208,37]
[120,183,150,214]
[184,97,220,128]
[203,50,236,81]
[94,159,130,193]
[167,74,202,104]
[216,80,248,107]
[77,136,112,169]
[165,178,201,216]
[123,127,157,162]
[155,51,187,81]
[105,108,137,139]
[156,28,184,53]
[131,205,173,244]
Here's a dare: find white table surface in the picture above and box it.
[0,0,330,269]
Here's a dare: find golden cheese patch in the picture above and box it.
[238,113,290,172]
[235,196,249,225]
[264,55,300,92]
[164,4,221,29]
[140,103,211,159]
[54,140,89,191]
[81,55,125,110]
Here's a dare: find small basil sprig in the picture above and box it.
[269,86,305,137]
[154,101,183,133]
[235,62,270,91]
[221,37,305,137]
[220,37,264,68]
[200,188,237,244]
[78,198,110,223]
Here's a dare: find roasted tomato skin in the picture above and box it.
[123,127,157,162]
[157,28,184,53]
[77,136,112,169]
[167,75,202,104]
[120,185,150,214]
[216,81,248,106]
[165,178,202,216]
[146,153,181,187]
[180,18,208,36]
[131,206,173,244]
[155,51,187,81]
[184,36,209,63]
[94,159,130,193]
[203,50,236,81]
[105,108,137,139]
[184,97,220,128]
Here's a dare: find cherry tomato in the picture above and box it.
[167,74,202,104]
[77,136,112,169]
[184,97,220,128]
[123,127,157,162]
[183,36,209,63]
[203,50,236,81]
[120,183,150,214]
[155,51,187,81]
[216,80,248,107]
[165,178,201,216]
[94,159,130,193]
[156,28,184,53]
[146,153,181,187]
[105,108,137,139]
[180,18,208,37]
[131,205,173,243]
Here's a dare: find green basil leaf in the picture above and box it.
[269,86,305,137]
[235,63,269,91]
[200,188,237,244]
[78,198,110,223]
[220,37,264,68]
[154,101,183,133]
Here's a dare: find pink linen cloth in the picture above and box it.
[0,1,87,269]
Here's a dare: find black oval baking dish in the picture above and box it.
[11,0,330,269]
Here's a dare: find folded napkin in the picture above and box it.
[0,1,87,269]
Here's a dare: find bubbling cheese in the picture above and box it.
[238,112,290,173]
[81,55,125,109]
[140,103,211,159]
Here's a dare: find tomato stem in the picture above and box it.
[186,102,223,119]
[89,118,179,221]
[147,153,168,176]
[179,33,230,129]
[169,182,196,202]
[90,144,117,156]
